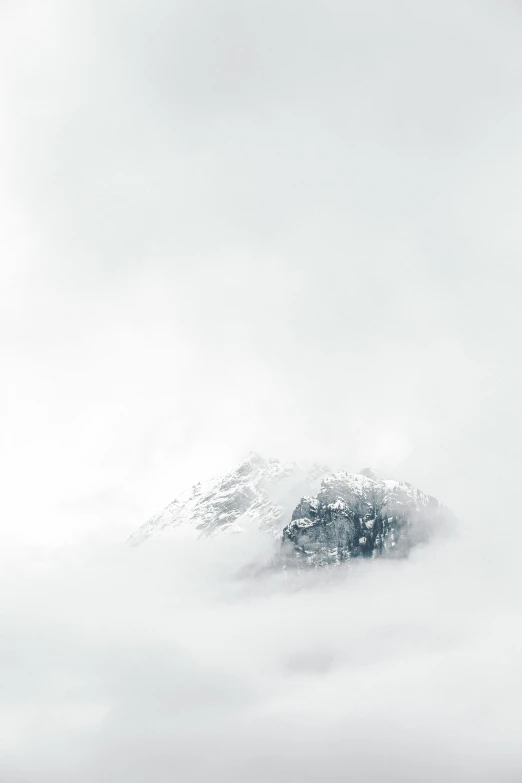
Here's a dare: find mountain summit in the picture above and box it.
[129,454,329,545]
[130,455,452,564]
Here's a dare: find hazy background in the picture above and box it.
[2,0,522,546]
[1,1,522,779]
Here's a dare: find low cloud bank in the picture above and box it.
[0,527,520,782]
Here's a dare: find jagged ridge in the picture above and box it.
[130,457,453,565]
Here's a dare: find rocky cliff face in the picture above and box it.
[281,471,451,566]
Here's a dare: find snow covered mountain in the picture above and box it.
[281,470,452,566]
[129,453,329,544]
[130,455,453,564]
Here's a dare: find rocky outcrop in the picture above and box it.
[281,471,450,566]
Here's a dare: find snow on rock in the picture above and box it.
[281,470,453,567]
[128,453,330,545]
[129,457,454,568]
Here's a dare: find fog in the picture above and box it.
[1,0,522,779]
[1,529,520,782]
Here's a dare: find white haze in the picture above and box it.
[1,0,522,780]
[1,530,521,783]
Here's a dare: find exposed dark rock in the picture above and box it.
[281,472,451,567]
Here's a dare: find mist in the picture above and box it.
[1,0,522,779]
[1,527,520,783]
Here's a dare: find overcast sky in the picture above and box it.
[1,2,522,781]
[2,0,522,546]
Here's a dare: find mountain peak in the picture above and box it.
[129,456,329,545]
[129,457,452,565]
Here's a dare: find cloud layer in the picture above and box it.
[1,529,521,782]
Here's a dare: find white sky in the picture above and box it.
[1,0,522,548]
